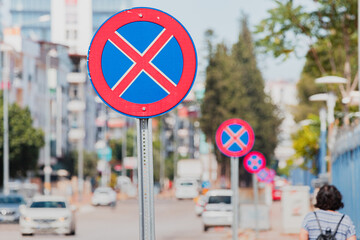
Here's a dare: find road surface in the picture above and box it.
[0,198,230,240]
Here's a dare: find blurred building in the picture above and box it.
[265,80,297,169]
[2,29,72,166]
[1,0,132,170]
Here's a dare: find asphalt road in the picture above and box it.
[0,198,231,240]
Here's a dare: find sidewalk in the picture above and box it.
[226,201,298,240]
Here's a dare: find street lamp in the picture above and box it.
[44,48,58,195]
[310,76,347,182]
[309,94,333,176]
[1,46,10,195]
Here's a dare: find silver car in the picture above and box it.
[0,194,26,223]
[91,187,117,206]
[202,189,232,232]
[19,195,76,236]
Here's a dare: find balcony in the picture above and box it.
[67,100,85,112]
[67,72,86,84]
[68,128,85,142]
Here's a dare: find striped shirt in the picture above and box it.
[302,210,356,240]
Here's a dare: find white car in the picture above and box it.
[175,178,199,200]
[202,189,233,232]
[91,187,117,206]
[19,195,76,236]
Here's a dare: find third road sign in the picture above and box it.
[87,7,197,118]
[215,118,255,157]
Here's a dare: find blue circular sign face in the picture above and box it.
[88,7,197,118]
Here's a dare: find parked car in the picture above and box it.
[19,195,76,236]
[272,185,282,201]
[0,194,26,223]
[202,189,232,232]
[175,178,199,200]
[91,187,117,206]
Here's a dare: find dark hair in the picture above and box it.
[315,184,344,211]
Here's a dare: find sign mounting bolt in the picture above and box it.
[139,13,143,18]
[142,107,146,111]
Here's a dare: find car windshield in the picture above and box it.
[30,201,66,208]
[95,189,111,194]
[180,182,193,186]
[208,196,231,204]
[0,196,25,204]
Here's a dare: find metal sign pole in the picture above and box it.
[2,50,9,195]
[253,174,259,239]
[137,118,155,240]
[231,157,239,240]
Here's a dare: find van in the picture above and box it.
[175,178,199,200]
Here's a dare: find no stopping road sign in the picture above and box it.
[243,151,266,174]
[215,119,255,157]
[88,7,197,118]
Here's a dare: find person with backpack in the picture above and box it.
[299,184,356,240]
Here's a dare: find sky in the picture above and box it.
[132,0,306,83]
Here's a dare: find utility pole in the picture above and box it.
[2,49,9,195]
[173,110,179,183]
[159,116,165,190]
[122,117,127,177]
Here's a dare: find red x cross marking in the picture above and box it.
[223,126,247,149]
[108,28,177,97]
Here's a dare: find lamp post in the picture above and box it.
[2,48,10,195]
[44,48,58,195]
[310,76,347,182]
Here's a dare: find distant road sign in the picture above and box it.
[243,151,266,174]
[97,147,112,162]
[256,168,275,183]
[215,119,255,157]
[88,7,197,118]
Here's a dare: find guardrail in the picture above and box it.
[332,124,360,236]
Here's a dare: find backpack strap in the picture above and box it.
[314,212,324,235]
[332,214,345,237]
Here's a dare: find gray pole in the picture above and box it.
[231,157,239,240]
[173,111,179,182]
[77,137,84,200]
[253,174,259,239]
[122,117,127,177]
[137,118,155,240]
[102,106,108,187]
[159,116,165,190]
[44,52,51,195]
[2,50,9,195]
[78,75,85,200]
[133,119,138,185]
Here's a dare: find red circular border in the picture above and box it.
[243,151,266,174]
[87,8,197,118]
[215,119,255,157]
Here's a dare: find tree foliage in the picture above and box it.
[200,18,282,183]
[255,0,358,121]
[0,95,44,182]
[290,115,320,172]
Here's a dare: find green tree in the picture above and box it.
[0,97,44,183]
[289,115,320,175]
[255,0,358,121]
[201,18,282,184]
[73,151,98,178]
